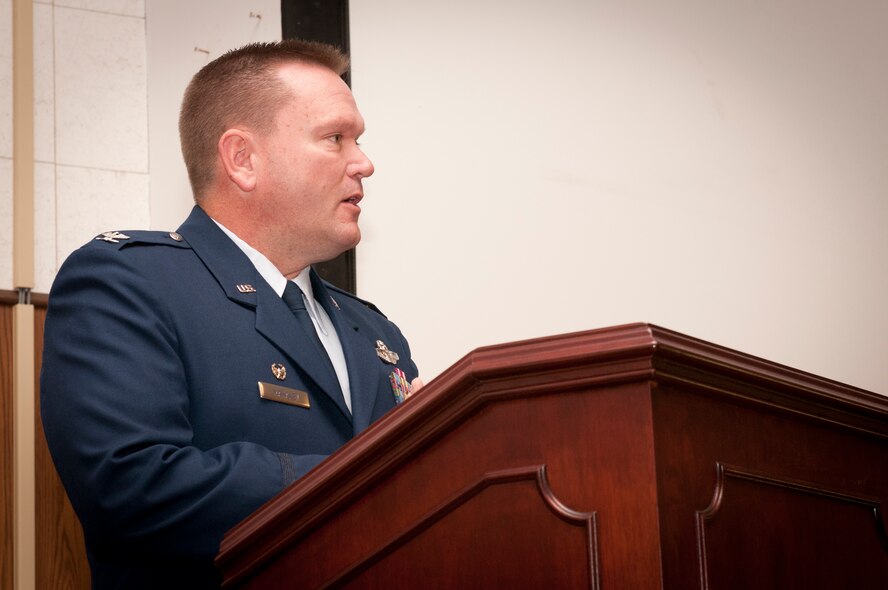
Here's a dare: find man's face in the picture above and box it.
[256,62,374,274]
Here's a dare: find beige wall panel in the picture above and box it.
[33,1,54,165]
[0,0,11,158]
[53,6,147,172]
[33,162,55,293]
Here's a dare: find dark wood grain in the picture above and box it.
[218,323,888,589]
[0,302,14,590]
[696,463,888,589]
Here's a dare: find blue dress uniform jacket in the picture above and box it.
[40,206,419,588]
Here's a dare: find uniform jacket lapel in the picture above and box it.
[177,206,351,422]
[311,273,381,434]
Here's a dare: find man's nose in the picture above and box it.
[350,146,374,179]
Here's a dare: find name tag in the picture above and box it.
[258,382,310,409]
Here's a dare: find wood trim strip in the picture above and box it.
[12,0,37,585]
[13,304,36,590]
[13,0,34,290]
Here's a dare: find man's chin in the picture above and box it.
[343,226,361,250]
[317,231,361,263]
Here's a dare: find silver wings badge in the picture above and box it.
[375,340,400,364]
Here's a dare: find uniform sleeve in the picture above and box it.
[39,244,324,562]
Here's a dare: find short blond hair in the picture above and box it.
[179,39,350,200]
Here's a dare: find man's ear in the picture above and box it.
[218,129,258,192]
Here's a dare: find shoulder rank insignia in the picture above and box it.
[96,231,130,243]
[375,340,400,364]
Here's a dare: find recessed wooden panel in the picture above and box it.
[329,466,598,589]
[650,378,888,588]
[697,464,888,589]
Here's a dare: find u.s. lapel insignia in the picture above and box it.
[330,295,341,310]
[236,284,257,293]
[375,340,400,364]
[271,363,287,380]
[95,231,130,243]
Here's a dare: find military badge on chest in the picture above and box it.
[389,367,410,405]
[375,340,399,364]
[376,340,412,405]
[271,363,287,380]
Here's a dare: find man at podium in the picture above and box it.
[40,39,420,589]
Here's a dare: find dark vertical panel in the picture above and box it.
[281,1,350,55]
[0,294,14,590]
[281,0,356,293]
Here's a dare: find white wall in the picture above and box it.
[350,0,888,393]
[4,0,885,394]
[146,0,281,232]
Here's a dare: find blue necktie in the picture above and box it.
[281,281,336,374]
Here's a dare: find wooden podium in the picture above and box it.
[216,324,888,589]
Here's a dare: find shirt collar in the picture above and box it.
[211,218,315,302]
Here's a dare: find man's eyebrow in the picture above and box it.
[316,114,365,134]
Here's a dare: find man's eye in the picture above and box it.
[328,134,343,144]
